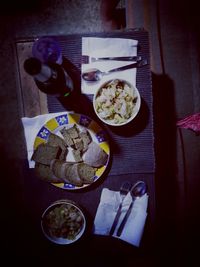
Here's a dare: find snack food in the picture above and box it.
[32,124,108,187]
[77,162,97,184]
[35,162,63,183]
[83,141,108,167]
[31,143,62,165]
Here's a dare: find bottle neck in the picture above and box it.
[24,57,73,96]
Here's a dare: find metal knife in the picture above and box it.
[91,56,142,62]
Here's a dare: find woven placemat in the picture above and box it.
[47,30,155,175]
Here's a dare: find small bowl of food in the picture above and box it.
[41,199,86,245]
[93,79,141,126]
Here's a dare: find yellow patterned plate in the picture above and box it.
[33,113,110,190]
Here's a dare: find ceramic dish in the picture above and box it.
[93,79,141,126]
[33,113,110,190]
[41,199,86,245]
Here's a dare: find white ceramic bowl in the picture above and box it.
[93,79,141,126]
[41,199,86,245]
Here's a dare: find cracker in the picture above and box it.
[35,162,63,183]
[31,143,61,165]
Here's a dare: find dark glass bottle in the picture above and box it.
[23,57,73,97]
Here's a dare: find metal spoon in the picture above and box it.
[82,59,148,82]
[116,180,147,237]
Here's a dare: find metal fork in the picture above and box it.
[109,181,132,236]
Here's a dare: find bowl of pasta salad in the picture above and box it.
[93,79,141,126]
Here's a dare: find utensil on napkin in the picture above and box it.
[21,112,67,168]
[90,56,142,62]
[82,59,147,82]
[109,181,132,236]
[116,181,147,236]
[94,186,148,247]
[81,37,139,94]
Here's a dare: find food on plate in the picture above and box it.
[94,79,138,124]
[60,125,92,153]
[79,130,92,152]
[47,133,68,160]
[35,162,63,183]
[83,141,108,167]
[50,159,96,186]
[64,163,83,186]
[65,124,79,138]
[47,132,67,149]
[50,159,69,179]
[58,149,68,161]
[32,124,108,187]
[60,124,79,145]
[73,138,84,151]
[72,149,82,162]
[42,203,85,240]
[60,128,74,146]
[77,162,97,184]
[31,143,62,165]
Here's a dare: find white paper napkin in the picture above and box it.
[21,112,67,168]
[94,188,148,247]
[81,37,138,95]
